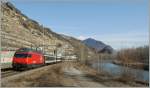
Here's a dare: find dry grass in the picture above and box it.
[2,62,82,87]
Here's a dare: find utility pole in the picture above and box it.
[80,45,84,63]
[54,49,57,63]
[30,29,32,49]
[43,28,45,54]
[95,51,100,73]
[97,52,100,73]
[56,49,57,62]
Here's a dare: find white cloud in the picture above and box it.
[77,35,97,40]
[77,36,87,40]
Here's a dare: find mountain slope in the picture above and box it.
[82,38,113,54]
[1,1,96,61]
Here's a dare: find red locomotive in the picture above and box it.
[12,48,60,70]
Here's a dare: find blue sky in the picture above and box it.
[10,0,149,49]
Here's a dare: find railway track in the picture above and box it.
[1,70,20,78]
[1,62,62,78]
[1,68,22,78]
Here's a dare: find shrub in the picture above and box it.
[116,46,149,63]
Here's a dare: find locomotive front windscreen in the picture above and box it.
[14,54,32,58]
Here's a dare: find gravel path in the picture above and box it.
[63,66,105,87]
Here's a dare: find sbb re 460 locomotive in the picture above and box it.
[12,48,61,70]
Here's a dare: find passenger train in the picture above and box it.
[12,48,62,70]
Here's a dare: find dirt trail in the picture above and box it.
[62,64,105,87]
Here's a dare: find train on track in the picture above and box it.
[12,48,62,70]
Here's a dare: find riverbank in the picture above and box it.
[91,61,149,85]
[113,60,149,71]
[1,62,148,87]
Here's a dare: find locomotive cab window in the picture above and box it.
[14,54,32,58]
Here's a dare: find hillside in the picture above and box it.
[1,2,95,61]
[82,38,113,54]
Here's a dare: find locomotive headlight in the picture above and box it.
[33,61,36,63]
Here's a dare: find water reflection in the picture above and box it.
[92,62,149,81]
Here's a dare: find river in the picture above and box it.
[92,62,149,82]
